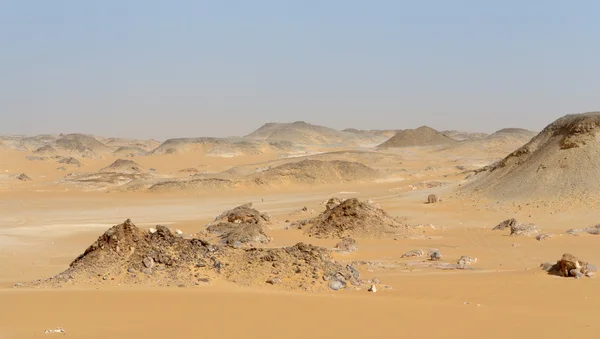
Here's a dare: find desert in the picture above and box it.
[3,2,599,337]
[2,113,600,338]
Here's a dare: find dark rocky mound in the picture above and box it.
[296,198,411,239]
[378,126,458,148]
[205,203,272,246]
[21,220,364,292]
[541,253,596,278]
[223,242,363,291]
[462,112,600,202]
[23,219,218,287]
[101,159,143,173]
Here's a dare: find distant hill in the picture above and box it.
[378,126,457,148]
[441,130,488,141]
[245,121,351,145]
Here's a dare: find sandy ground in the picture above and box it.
[1,146,599,338]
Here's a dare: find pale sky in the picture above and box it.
[1,1,599,139]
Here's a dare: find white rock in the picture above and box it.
[175,229,183,235]
[368,284,377,293]
[44,327,66,334]
[149,228,157,234]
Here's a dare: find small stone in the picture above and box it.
[13,282,24,288]
[266,277,282,285]
[329,280,346,291]
[401,249,425,258]
[196,261,206,268]
[457,256,477,266]
[346,264,360,279]
[213,259,222,273]
[102,276,108,280]
[571,269,584,279]
[127,267,136,273]
[536,233,554,241]
[177,284,186,288]
[175,229,183,235]
[368,284,377,293]
[149,228,157,234]
[142,268,153,275]
[429,250,442,261]
[142,257,154,269]
[540,262,555,272]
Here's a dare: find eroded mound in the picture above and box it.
[222,242,362,291]
[33,145,58,155]
[24,220,217,287]
[113,146,147,157]
[55,134,111,156]
[462,112,600,202]
[245,121,349,145]
[378,126,457,148]
[150,137,297,156]
[205,203,272,246]
[250,160,379,186]
[296,198,411,239]
[22,220,362,291]
[148,178,238,192]
[101,159,144,173]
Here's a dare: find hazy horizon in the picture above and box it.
[1,1,599,139]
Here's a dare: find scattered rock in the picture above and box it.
[493,218,518,230]
[16,173,32,181]
[457,256,477,266]
[329,280,346,291]
[543,253,597,278]
[427,194,439,204]
[401,249,425,258]
[142,257,154,269]
[266,277,282,285]
[510,223,540,236]
[567,224,600,235]
[429,250,442,261]
[536,233,554,241]
[368,284,377,293]
[44,327,66,335]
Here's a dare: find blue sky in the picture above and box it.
[1,1,599,138]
